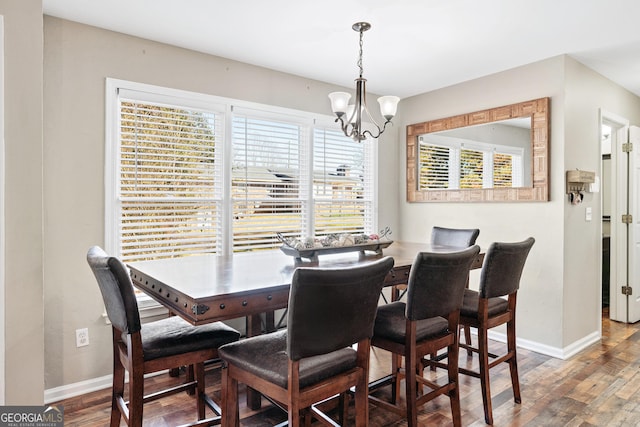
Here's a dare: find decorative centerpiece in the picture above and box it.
[277,232,393,262]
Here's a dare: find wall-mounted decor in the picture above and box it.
[406,97,550,202]
[566,169,596,205]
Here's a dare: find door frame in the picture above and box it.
[601,109,629,323]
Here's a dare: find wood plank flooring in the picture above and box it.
[56,313,640,426]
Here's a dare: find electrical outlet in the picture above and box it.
[76,328,89,347]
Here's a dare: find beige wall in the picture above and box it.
[0,0,45,404]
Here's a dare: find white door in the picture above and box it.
[626,125,640,323]
[611,123,627,322]
[613,123,640,323]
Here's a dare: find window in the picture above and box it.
[117,99,224,261]
[106,79,376,262]
[313,128,374,237]
[231,114,306,252]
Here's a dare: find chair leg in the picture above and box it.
[354,372,369,427]
[404,321,420,427]
[195,362,206,420]
[111,356,125,427]
[428,351,437,371]
[405,347,419,427]
[446,341,462,427]
[288,410,301,427]
[221,365,239,427]
[186,364,195,395]
[302,410,312,427]
[507,318,522,404]
[463,325,473,356]
[287,360,303,427]
[478,326,493,425]
[338,392,349,426]
[128,367,145,427]
[391,353,402,404]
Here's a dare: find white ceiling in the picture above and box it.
[42,0,640,99]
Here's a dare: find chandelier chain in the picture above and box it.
[357,29,364,78]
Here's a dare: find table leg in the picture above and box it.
[265,311,275,333]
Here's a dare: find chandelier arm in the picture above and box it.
[361,128,381,141]
[335,116,357,140]
[362,119,394,141]
[359,101,382,129]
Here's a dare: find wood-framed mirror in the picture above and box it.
[406,97,549,202]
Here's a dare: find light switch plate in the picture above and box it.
[585,207,592,221]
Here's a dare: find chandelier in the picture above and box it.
[328,22,399,142]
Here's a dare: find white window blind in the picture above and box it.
[231,115,306,251]
[117,98,224,261]
[313,128,373,236]
[460,147,484,188]
[108,80,377,263]
[418,142,450,190]
[493,152,514,187]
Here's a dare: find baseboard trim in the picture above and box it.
[559,331,602,359]
[485,329,601,360]
[45,374,113,404]
[44,370,168,404]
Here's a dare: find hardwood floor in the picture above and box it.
[56,313,640,426]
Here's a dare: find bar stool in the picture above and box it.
[87,246,241,427]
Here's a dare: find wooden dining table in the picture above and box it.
[128,241,483,326]
[128,240,484,409]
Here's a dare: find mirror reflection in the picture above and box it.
[417,117,532,190]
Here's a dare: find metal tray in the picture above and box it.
[280,240,393,262]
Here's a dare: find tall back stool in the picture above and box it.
[87,246,240,427]
[368,245,481,427]
[219,257,395,427]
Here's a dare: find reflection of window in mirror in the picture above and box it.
[417,118,530,190]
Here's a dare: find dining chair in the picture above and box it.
[86,246,241,427]
[425,226,480,366]
[368,245,481,427]
[427,237,535,425]
[460,237,534,424]
[390,227,479,303]
[219,256,395,427]
[431,226,480,248]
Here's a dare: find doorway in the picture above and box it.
[601,110,640,324]
[602,112,627,322]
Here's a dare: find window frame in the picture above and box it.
[105,78,378,262]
